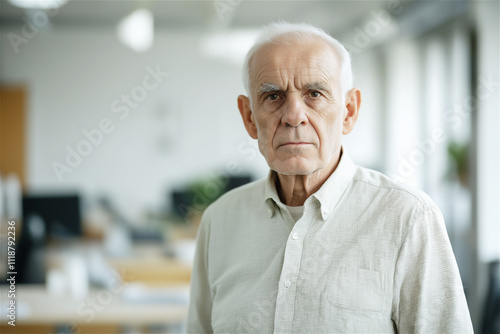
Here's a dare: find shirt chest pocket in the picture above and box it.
[327,267,386,312]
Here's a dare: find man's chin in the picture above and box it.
[270,162,317,176]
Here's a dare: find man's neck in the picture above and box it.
[275,150,342,206]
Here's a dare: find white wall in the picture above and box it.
[0,27,269,221]
[474,0,500,264]
[344,49,385,171]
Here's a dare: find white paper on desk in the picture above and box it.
[121,283,189,305]
[0,300,32,319]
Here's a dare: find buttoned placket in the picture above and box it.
[273,199,319,334]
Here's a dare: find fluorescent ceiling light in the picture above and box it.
[200,30,259,65]
[7,0,68,9]
[116,9,154,53]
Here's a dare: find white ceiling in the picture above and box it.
[0,0,387,35]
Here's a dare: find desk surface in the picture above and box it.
[0,284,189,326]
[0,241,192,326]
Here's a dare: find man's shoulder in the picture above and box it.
[351,165,437,210]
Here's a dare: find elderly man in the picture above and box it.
[187,22,473,333]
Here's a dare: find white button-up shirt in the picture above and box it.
[187,152,473,333]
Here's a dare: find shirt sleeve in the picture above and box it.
[187,208,213,334]
[391,202,474,333]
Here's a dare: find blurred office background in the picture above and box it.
[0,0,498,333]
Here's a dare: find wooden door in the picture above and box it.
[0,86,26,188]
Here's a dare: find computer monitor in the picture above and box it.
[225,175,252,192]
[11,194,81,284]
[171,175,252,219]
[22,194,82,238]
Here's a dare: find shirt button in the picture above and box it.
[292,233,299,240]
[284,279,292,288]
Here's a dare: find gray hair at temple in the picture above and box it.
[242,22,353,105]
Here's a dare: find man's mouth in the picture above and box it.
[279,142,310,147]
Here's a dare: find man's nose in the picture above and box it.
[281,94,308,127]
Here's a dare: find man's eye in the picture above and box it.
[266,93,279,101]
[310,91,321,98]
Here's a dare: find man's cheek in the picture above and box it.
[257,140,269,158]
[257,125,272,142]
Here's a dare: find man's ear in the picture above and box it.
[238,95,258,139]
[342,88,361,135]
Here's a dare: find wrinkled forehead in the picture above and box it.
[249,38,341,92]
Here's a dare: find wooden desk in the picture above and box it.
[0,241,192,333]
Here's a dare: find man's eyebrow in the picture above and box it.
[258,82,282,94]
[257,81,332,97]
[304,82,330,92]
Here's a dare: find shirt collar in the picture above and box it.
[264,170,283,219]
[264,148,356,221]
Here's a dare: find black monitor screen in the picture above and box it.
[171,175,252,218]
[22,194,82,238]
